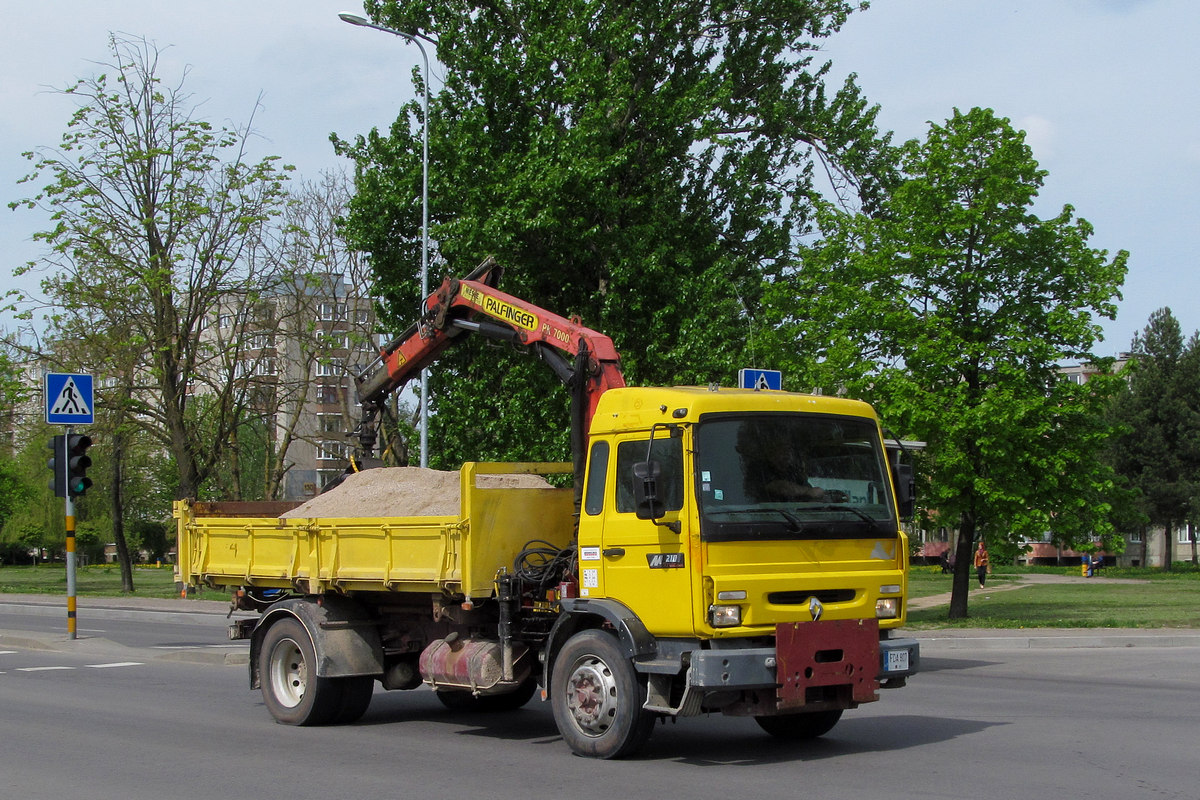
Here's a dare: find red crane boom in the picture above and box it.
[353,258,625,484]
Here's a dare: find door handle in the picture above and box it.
[603,547,625,558]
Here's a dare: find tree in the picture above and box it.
[1109,309,1200,569]
[0,458,33,545]
[195,171,389,499]
[768,107,1127,618]
[11,35,294,504]
[335,0,894,466]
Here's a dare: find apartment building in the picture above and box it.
[207,271,381,500]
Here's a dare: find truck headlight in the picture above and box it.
[709,604,742,627]
[875,597,899,619]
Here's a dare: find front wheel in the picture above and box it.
[755,709,843,740]
[550,630,655,759]
[259,618,342,726]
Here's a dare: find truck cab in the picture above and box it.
[548,385,918,754]
[578,385,913,634]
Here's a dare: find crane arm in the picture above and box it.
[353,258,625,480]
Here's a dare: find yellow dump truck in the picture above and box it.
[176,386,919,759]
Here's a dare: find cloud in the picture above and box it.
[1017,115,1057,161]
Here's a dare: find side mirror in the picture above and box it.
[633,461,682,534]
[633,460,663,520]
[893,463,915,522]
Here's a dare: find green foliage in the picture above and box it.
[10,35,294,500]
[768,108,1128,616]
[336,0,892,463]
[0,457,34,536]
[0,348,30,410]
[1,429,67,557]
[1108,309,1200,565]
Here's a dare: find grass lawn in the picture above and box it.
[908,582,1200,628]
[905,564,1200,628]
[0,564,228,601]
[907,567,1021,597]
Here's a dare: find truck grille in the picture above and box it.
[768,589,855,606]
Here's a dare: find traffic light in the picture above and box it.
[47,433,93,498]
[65,434,93,496]
[47,435,66,498]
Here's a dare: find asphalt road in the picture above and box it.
[2,596,1198,800]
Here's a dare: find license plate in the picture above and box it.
[885,649,909,672]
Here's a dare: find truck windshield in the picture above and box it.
[694,414,896,542]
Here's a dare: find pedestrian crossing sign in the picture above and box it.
[45,373,94,425]
[738,368,782,391]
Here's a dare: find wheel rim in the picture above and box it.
[563,653,620,737]
[267,637,307,709]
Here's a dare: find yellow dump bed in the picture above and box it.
[174,462,575,599]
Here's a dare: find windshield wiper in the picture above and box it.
[711,507,805,532]
[805,504,879,525]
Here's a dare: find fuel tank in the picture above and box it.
[419,633,530,694]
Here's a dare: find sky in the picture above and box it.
[2,0,1196,357]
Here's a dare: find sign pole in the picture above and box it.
[44,372,94,641]
[63,424,78,640]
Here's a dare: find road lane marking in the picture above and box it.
[151,644,245,650]
[87,662,144,668]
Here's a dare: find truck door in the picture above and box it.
[589,435,694,637]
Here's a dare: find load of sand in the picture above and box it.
[280,466,553,519]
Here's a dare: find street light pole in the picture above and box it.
[339,12,431,468]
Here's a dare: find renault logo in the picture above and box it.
[808,596,824,622]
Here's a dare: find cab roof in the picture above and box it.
[589,386,879,435]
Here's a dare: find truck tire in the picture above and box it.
[551,630,655,759]
[259,618,341,726]
[333,676,375,724]
[754,709,843,740]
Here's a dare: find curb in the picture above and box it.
[155,649,250,666]
[911,629,1200,652]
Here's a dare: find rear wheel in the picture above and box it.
[333,676,375,724]
[259,618,341,726]
[551,630,655,759]
[755,709,843,740]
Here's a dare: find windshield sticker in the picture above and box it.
[870,541,896,560]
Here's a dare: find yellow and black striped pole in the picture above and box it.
[63,425,78,640]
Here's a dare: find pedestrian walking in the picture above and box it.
[973,541,990,589]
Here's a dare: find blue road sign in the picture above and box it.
[45,373,95,425]
[738,368,782,391]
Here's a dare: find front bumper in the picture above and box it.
[680,621,920,711]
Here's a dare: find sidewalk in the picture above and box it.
[912,627,1200,652]
[0,591,252,663]
[0,591,234,615]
